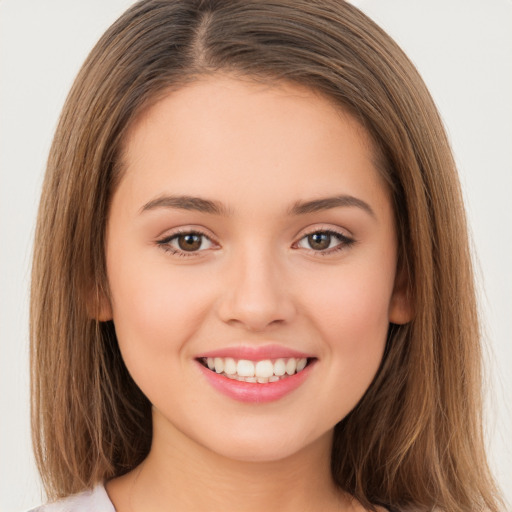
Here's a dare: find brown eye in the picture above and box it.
[157,231,215,256]
[307,232,332,250]
[177,233,203,251]
[295,229,355,255]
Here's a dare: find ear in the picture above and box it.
[95,294,113,322]
[86,283,113,322]
[388,266,414,325]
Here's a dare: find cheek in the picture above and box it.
[304,263,393,336]
[308,276,391,419]
[106,262,218,406]
[297,260,394,384]
[107,254,214,361]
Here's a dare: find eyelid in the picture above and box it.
[154,224,217,241]
[295,223,353,241]
[293,225,356,256]
[156,227,218,257]
[156,224,355,258]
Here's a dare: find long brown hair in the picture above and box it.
[31,1,503,510]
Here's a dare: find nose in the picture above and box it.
[216,247,296,332]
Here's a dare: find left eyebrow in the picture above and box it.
[287,195,375,218]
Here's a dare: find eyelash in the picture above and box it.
[156,229,214,258]
[156,228,355,258]
[294,229,355,255]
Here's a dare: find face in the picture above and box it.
[103,76,410,463]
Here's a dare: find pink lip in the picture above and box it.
[196,344,314,361]
[195,358,316,404]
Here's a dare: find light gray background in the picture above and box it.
[1,1,511,510]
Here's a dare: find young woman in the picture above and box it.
[29,1,504,511]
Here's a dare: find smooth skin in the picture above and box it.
[103,75,411,511]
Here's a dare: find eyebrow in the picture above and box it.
[287,195,375,217]
[140,195,233,215]
[140,194,375,218]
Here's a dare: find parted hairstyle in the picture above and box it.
[30,1,503,510]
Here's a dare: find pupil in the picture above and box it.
[309,232,330,250]
[179,234,201,251]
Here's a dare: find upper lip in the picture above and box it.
[196,344,315,361]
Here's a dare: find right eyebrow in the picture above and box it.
[140,195,233,216]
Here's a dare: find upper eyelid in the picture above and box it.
[296,224,353,240]
[157,226,217,243]
[297,229,351,241]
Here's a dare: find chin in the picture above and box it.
[198,424,330,464]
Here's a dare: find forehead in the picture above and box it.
[122,75,379,159]
[115,75,390,217]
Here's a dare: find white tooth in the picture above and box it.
[273,358,286,376]
[255,360,274,378]
[297,358,307,371]
[285,358,297,375]
[269,375,280,382]
[214,357,224,373]
[207,357,215,370]
[237,359,255,377]
[226,373,237,379]
[257,377,269,383]
[245,377,257,383]
[224,357,237,375]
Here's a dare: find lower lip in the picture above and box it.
[197,361,315,403]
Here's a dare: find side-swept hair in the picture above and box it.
[31,1,502,510]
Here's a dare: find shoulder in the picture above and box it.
[28,484,115,512]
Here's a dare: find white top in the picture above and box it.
[30,484,115,512]
[28,483,396,511]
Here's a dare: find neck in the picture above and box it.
[108,409,351,512]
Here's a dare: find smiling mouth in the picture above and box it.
[198,356,315,383]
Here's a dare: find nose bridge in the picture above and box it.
[217,239,295,331]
